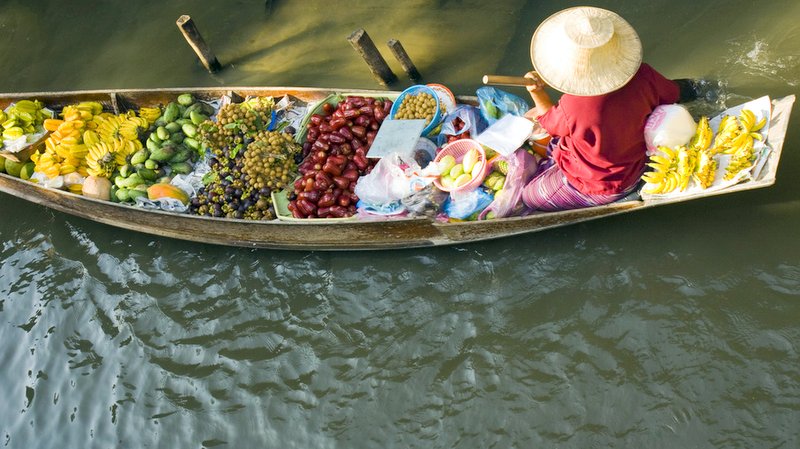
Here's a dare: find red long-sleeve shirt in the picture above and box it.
[537,63,680,195]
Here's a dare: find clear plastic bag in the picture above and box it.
[479,149,537,219]
[476,87,531,125]
[354,153,413,206]
[401,184,448,218]
[436,105,487,146]
[443,187,494,220]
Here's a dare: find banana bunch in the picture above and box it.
[642,145,697,194]
[642,146,677,193]
[86,139,136,178]
[138,107,162,125]
[1,99,52,141]
[33,102,146,181]
[483,170,506,191]
[32,110,91,178]
[709,108,766,156]
[714,109,765,181]
[688,116,712,151]
[723,135,756,181]
[693,149,717,189]
[33,102,103,178]
[92,111,148,143]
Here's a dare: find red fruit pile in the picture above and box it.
[444,117,471,144]
[288,96,392,218]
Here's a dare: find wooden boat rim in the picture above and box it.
[0,88,794,250]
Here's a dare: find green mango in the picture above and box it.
[177,93,194,107]
[4,159,24,177]
[115,188,131,202]
[127,189,148,202]
[120,173,144,189]
[189,111,208,125]
[154,116,167,127]
[156,126,170,141]
[169,146,192,163]
[169,132,184,144]
[130,149,149,166]
[19,162,35,180]
[165,122,182,133]
[148,131,163,145]
[149,144,176,162]
[119,164,133,178]
[146,138,160,153]
[162,102,180,123]
[182,123,198,138]
[137,167,157,181]
[170,162,193,175]
[175,118,192,126]
[182,103,202,119]
[144,159,158,170]
[183,137,200,150]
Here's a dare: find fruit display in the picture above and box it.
[288,95,391,219]
[0,100,52,147]
[189,97,298,219]
[110,94,210,203]
[393,92,437,124]
[32,101,104,180]
[436,147,484,190]
[483,160,507,192]
[642,108,766,194]
[442,116,471,144]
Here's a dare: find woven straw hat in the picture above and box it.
[530,7,642,96]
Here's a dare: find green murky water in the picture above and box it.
[1,1,799,447]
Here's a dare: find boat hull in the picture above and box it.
[0,89,795,250]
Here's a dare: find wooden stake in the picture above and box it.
[176,15,222,73]
[347,29,397,86]
[387,39,421,83]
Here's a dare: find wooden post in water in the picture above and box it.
[387,39,421,83]
[176,15,222,73]
[347,29,397,86]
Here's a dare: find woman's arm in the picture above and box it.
[523,71,554,119]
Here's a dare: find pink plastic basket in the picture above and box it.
[433,139,490,193]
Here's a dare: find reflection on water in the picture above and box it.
[1,1,800,448]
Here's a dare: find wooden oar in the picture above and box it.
[482,75,534,87]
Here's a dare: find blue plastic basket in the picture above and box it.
[388,85,442,136]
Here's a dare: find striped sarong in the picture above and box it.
[521,157,635,212]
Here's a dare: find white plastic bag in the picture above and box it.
[476,115,535,157]
[354,153,413,206]
[644,104,697,155]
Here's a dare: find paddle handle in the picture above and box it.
[482,75,534,87]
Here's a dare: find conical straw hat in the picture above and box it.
[530,7,642,96]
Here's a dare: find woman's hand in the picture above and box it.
[525,71,546,93]
[523,71,553,117]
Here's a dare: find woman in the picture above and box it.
[521,7,695,211]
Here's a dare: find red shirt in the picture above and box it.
[537,63,680,194]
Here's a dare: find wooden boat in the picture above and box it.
[0,88,795,250]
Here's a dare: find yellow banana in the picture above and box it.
[83,130,100,146]
[688,116,712,151]
[59,164,77,175]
